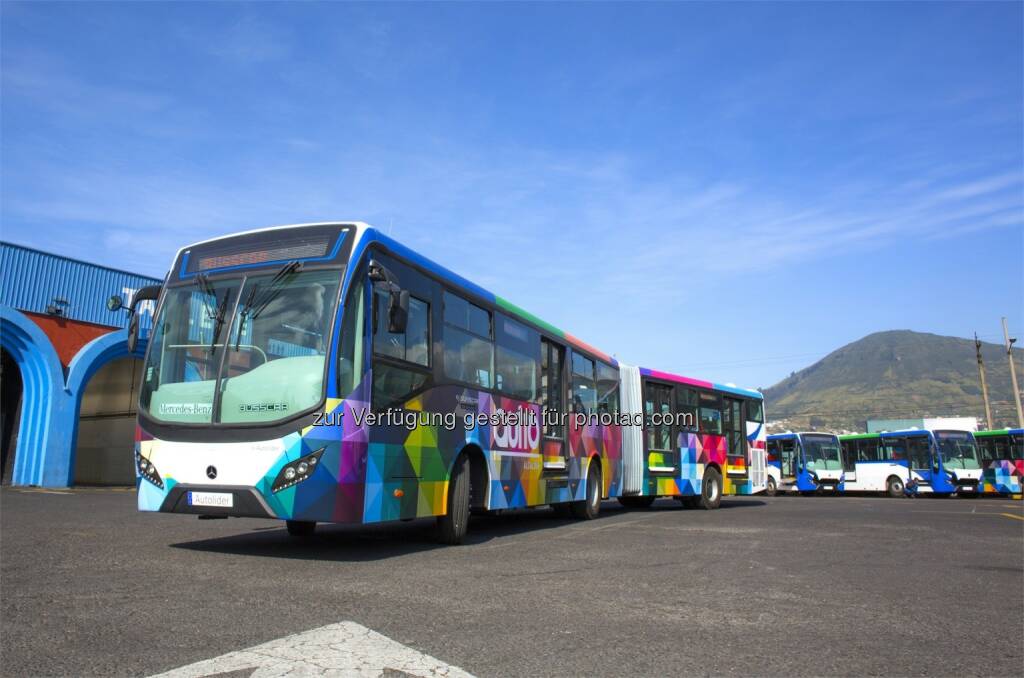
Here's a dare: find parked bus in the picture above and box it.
[124,222,762,544]
[838,429,981,496]
[616,367,766,509]
[764,432,844,496]
[973,428,1023,496]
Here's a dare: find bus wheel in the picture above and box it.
[618,495,656,509]
[886,476,904,498]
[698,467,722,510]
[571,462,602,520]
[286,520,316,537]
[437,455,471,545]
[765,477,777,497]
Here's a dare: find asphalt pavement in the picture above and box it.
[1,487,1022,677]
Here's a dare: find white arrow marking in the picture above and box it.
[149,621,474,678]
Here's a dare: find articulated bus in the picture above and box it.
[617,367,767,509]
[973,429,1023,496]
[838,429,981,497]
[764,433,844,496]
[126,222,764,544]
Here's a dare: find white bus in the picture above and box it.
[839,429,981,497]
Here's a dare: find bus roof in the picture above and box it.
[768,432,838,439]
[838,433,881,440]
[974,428,1024,437]
[638,367,762,400]
[879,428,974,438]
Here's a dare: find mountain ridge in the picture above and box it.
[762,329,1024,432]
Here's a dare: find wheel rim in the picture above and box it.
[708,478,719,502]
[590,472,599,509]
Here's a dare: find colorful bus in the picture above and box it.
[764,432,844,496]
[838,429,981,496]
[616,367,767,509]
[125,222,762,544]
[973,428,1023,496]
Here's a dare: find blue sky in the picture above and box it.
[2,2,1021,390]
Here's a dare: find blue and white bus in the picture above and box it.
[765,432,844,496]
[839,429,981,497]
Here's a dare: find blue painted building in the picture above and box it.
[0,242,161,487]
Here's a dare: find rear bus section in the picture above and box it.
[618,365,765,509]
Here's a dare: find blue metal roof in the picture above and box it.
[0,241,162,329]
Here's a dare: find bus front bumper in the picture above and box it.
[158,484,277,519]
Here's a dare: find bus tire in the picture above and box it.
[886,476,904,498]
[286,520,316,537]
[618,495,656,509]
[698,467,722,510]
[437,455,471,545]
[765,477,777,497]
[571,462,602,520]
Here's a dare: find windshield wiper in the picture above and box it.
[232,261,303,350]
[193,273,232,355]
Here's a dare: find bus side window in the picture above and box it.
[596,362,619,415]
[675,388,699,431]
[766,439,778,462]
[494,314,538,402]
[571,352,597,416]
[372,283,432,410]
[882,437,906,462]
[442,291,493,389]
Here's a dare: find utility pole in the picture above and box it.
[1003,317,1024,428]
[975,333,993,430]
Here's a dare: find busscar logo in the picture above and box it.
[239,403,289,412]
[206,466,217,479]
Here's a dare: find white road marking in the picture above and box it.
[149,621,474,678]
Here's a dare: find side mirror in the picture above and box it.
[125,284,161,354]
[127,313,140,354]
[388,289,409,334]
[106,295,124,312]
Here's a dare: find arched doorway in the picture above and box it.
[1,348,23,485]
[74,355,143,485]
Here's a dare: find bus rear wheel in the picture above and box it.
[618,495,656,509]
[437,455,471,545]
[286,520,316,537]
[698,467,722,510]
[765,477,777,497]
[571,462,601,520]
[886,476,904,498]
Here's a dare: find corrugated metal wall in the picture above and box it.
[0,242,162,329]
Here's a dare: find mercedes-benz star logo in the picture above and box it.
[206,465,217,480]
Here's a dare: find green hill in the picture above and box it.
[762,330,1024,433]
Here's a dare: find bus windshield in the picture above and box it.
[935,431,981,470]
[802,434,843,471]
[140,266,342,425]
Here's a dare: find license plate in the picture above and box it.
[188,491,233,508]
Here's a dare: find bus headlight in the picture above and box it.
[272,447,325,493]
[136,453,164,489]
